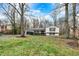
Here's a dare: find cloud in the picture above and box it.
[0,14,6,20]
[25,9,45,16]
[57,11,65,18]
[44,15,53,21]
[30,10,41,14]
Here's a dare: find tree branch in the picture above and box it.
[9,3,21,16]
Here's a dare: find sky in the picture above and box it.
[27,3,57,21]
[0,3,79,21]
[29,3,56,15]
[0,3,58,21]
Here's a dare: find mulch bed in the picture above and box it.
[55,36,79,49]
[16,35,29,38]
[66,40,79,49]
[60,38,79,49]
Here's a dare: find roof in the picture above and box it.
[27,28,45,32]
[46,26,59,28]
[27,26,59,32]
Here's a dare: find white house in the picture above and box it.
[45,26,59,36]
[27,26,59,36]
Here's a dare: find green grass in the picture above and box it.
[0,35,79,56]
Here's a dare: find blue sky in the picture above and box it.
[29,3,56,16]
[0,3,57,21]
[0,3,57,17]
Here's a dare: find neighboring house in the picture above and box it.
[0,24,12,33]
[70,26,79,37]
[27,26,59,36]
[0,25,7,33]
[27,28,45,35]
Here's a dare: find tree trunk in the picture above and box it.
[65,3,70,39]
[72,3,76,39]
[52,12,57,26]
[12,5,17,35]
[20,3,25,37]
[72,3,78,47]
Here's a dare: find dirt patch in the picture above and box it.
[16,35,26,38]
[59,38,79,49]
[66,40,79,49]
[57,36,79,49]
[15,35,30,38]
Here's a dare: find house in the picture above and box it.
[27,28,45,35]
[45,26,59,36]
[0,24,12,34]
[0,25,7,32]
[27,26,59,36]
[70,26,79,37]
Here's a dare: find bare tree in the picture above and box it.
[72,3,76,39]
[52,11,57,26]
[1,3,17,34]
[64,3,70,38]
[19,3,25,37]
[9,3,29,37]
[11,4,17,34]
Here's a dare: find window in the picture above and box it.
[1,25,4,29]
[50,28,55,31]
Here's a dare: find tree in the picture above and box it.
[19,3,25,37]
[1,3,17,34]
[11,4,17,34]
[72,3,76,39]
[64,3,70,39]
[52,11,57,26]
[9,3,29,37]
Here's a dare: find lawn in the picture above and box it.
[0,35,79,56]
